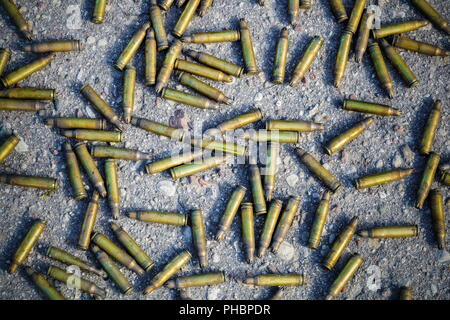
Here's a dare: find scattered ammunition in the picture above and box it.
[92,0,107,24]
[392,35,449,56]
[127,210,188,226]
[343,99,401,116]
[355,12,374,63]
[0,54,56,88]
[290,36,324,86]
[416,152,440,209]
[111,222,154,271]
[295,148,342,193]
[356,169,414,189]
[217,109,263,133]
[73,142,107,197]
[149,0,169,51]
[190,138,246,157]
[175,59,233,83]
[0,99,49,112]
[358,225,418,238]
[178,72,233,105]
[78,191,100,250]
[249,164,267,215]
[91,232,145,275]
[239,19,259,75]
[177,0,187,7]
[45,117,106,130]
[323,217,359,270]
[9,219,46,274]
[264,142,280,201]
[0,174,57,190]
[145,149,204,174]
[241,203,255,264]
[23,40,82,53]
[182,30,240,43]
[0,48,11,76]
[419,100,442,155]
[130,116,184,140]
[329,0,348,23]
[244,130,299,143]
[372,20,429,39]
[122,65,136,123]
[346,0,367,34]
[334,30,353,87]
[62,129,123,143]
[24,267,66,300]
[184,49,243,77]
[216,185,247,241]
[190,209,208,268]
[266,120,324,132]
[429,189,446,250]
[0,134,19,163]
[0,0,33,39]
[244,274,306,286]
[272,196,301,252]
[440,167,450,186]
[166,272,225,288]
[288,0,300,26]
[0,88,55,100]
[64,142,87,200]
[91,244,133,295]
[399,286,414,300]
[326,254,363,300]
[155,40,183,93]
[198,0,213,17]
[115,23,150,71]
[162,87,218,110]
[368,41,395,98]
[144,250,192,295]
[300,0,312,10]
[80,84,123,130]
[47,246,104,277]
[47,265,106,298]
[160,0,175,10]
[173,0,201,38]
[105,159,120,220]
[145,29,157,86]
[258,199,283,257]
[308,191,332,249]
[273,28,289,84]
[410,0,450,34]
[91,145,151,161]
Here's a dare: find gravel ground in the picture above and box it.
[0,0,449,300]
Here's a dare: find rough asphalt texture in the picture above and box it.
[0,0,449,300]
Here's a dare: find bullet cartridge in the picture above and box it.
[326,254,363,300]
[290,36,324,87]
[324,117,374,155]
[288,0,300,26]
[74,142,106,197]
[155,40,183,93]
[0,174,57,190]
[24,267,66,300]
[162,87,219,110]
[356,168,414,189]
[0,0,33,39]
[355,12,374,63]
[166,272,225,288]
[249,164,267,215]
[217,109,263,133]
[399,286,414,300]
[47,265,106,298]
[91,244,133,294]
[346,0,367,34]
[121,65,136,123]
[198,0,213,17]
[334,31,353,87]
[105,159,120,220]
[92,0,107,24]
[111,222,154,271]
[189,138,246,157]
[146,149,204,174]
[419,100,441,155]
[144,250,192,295]
[266,120,324,132]
[241,202,256,263]
[0,48,11,76]
[172,0,201,38]
[149,0,169,51]
[0,99,49,112]
[368,41,395,98]
[391,35,449,56]
[91,232,145,275]
[78,191,100,250]
[358,225,418,238]
[240,19,259,75]
[64,142,87,200]
[244,130,299,143]
[0,54,56,88]
[190,209,208,268]
[127,210,188,226]
[0,133,19,163]
[9,219,46,274]
[373,20,429,39]
[410,0,450,34]
[182,30,240,43]
[244,274,306,286]
[308,191,332,249]
[80,84,123,130]
[47,246,105,277]
[45,117,106,130]
[178,72,233,105]
[272,28,289,84]
[115,23,150,71]
[264,142,280,201]
[23,40,82,53]
[416,152,440,209]
[440,168,450,186]
[216,185,247,241]
[300,0,312,10]
[177,0,187,7]
[175,59,233,83]
[130,116,184,140]
[258,199,283,257]
[183,49,243,77]
[170,154,230,179]
[430,189,446,250]
[329,0,348,23]
[272,196,301,252]
[323,217,359,270]
[91,145,151,161]
[343,99,401,116]
[160,0,175,10]
[0,88,55,100]
[62,129,123,143]
[145,29,157,86]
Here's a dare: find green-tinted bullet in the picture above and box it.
[0,0,33,39]
[266,120,324,132]
[355,12,374,63]
[90,244,133,295]
[373,20,429,39]
[240,19,259,75]
[130,116,185,140]
[173,0,200,38]
[273,28,289,84]
[127,210,188,226]
[24,267,66,300]
[149,0,169,51]
[190,209,208,268]
[80,84,123,130]
[9,219,46,274]
[346,0,367,34]
[166,272,225,288]
[105,159,120,220]
[45,117,106,129]
[92,0,107,24]
[416,152,440,209]
[241,202,256,264]
[181,30,241,43]
[160,0,175,10]
[244,130,299,143]
[323,217,359,270]
[184,49,243,77]
[399,286,414,300]
[419,100,441,155]
[91,145,151,161]
[356,168,414,189]
[308,191,332,249]
[162,87,219,110]
[216,185,247,241]
[368,41,395,98]
[91,232,145,275]
[343,99,402,116]
[74,142,107,197]
[334,30,353,87]
[0,54,56,88]
[272,195,301,252]
[175,59,234,83]
[244,273,307,286]
[249,163,267,215]
[0,88,55,100]
[0,174,57,190]
[0,98,49,112]
[411,0,450,34]
[23,40,82,53]
[391,35,449,56]
[145,29,157,86]
[64,142,87,200]
[329,0,348,23]
[115,23,150,71]
[326,254,363,300]
[178,72,233,105]
[288,0,300,26]
[78,191,100,250]
[170,154,230,179]
[155,40,183,93]
[264,142,280,202]
[198,0,213,17]
[430,189,446,250]
[47,246,105,277]
[0,48,11,76]
[358,225,418,238]
[258,199,283,257]
[300,0,312,10]
[146,149,204,174]
[62,129,123,143]
[290,36,324,87]
[189,138,246,157]
[111,222,154,271]
[0,134,19,163]
[217,109,263,133]
[122,65,136,123]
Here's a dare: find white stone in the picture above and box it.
[157,180,176,197]
[286,174,299,187]
[276,241,295,261]
[15,138,29,153]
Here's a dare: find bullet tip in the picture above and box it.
[358,230,369,237]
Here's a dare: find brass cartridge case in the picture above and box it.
[216,185,247,241]
[145,149,204,174]
[326,254,363,300]
[290,36,324,87]
[62,129,123,143]
[392,35,449,56]
[184,49,243,77]
[356,168,414,189]
[271,195,301,252]
[182,30,240,43]
[91,145,151,161]
[115,23,150,71]
[416,152,440,209]
[358,225,418,238]
[45,117,106,130]
[410,0,450,34]
[78,191,100,250]
[240,19,259,75]
[355,12,374,63]
[162,87,218,110]
[249,164,267,215]
[92,0,107,24]
[170,154,231,179]
[0,48,11,76]
[24,267,66,300]
[419,100,441,155]
[190,209,208,268]
[127,210,188,226]
[130,116,184,141]
[0,133,19,163]
[174,59,234,82]
[0,0,33,39]
[47,246,104,277]
[64,142,87,200]
[149,0,169,51]
[343,99,401,116]
[368,41,395,98]
[241,202,255,264]
[308,191,332,249]
[166,272,226,288]
[0,88,55,100]
[266,120,324,132]
[145,29,157,86]
[155,40,183,93]
[122,65,136,123]
[0,174,57,190]
[172,0,201,38]
[264,142,280,201]
[0,99,49,112]
[373,20,429,39]
[272,28,290,84]
[217,109,263,133]
[258,199,283,257]
[329,0,348,23]
[105,159,120,220]
[429,189,446,250]
[23,40,82,53]
[244,273,306,286]
[334,31,353,87]
[178,72,233,105]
